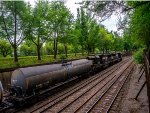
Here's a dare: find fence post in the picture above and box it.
[144,51,150,113]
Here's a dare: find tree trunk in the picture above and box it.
[2,52,7,57]
[14,45,18,62]
[87,48,89,55]
[53,38,56,59]
[64,44,68,57]
[53,31,58,59]
[75,52,76,56]
[115,47,117,53]
[92,47,95,54]
[14,2,18,62]
[105,45,107,53]
[3,54,6,57]
[37,45,41,60]
[87,44,90,55]
[56,37,58,58]
[37,37,41,60]
[103,47,104,54]
[81,45,84,56]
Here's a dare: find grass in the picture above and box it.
[0,53,87,69]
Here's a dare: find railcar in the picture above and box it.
[87,54,102,73]
[0,53,122,108]
[10,59,93,97]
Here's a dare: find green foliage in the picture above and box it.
[0,1,31,62]
[86,19,100,53]
[123,29,134,52]
[19,42,36,56]
[129,2,150,48]
[0,1,131,68]
[84,1,150,53]
[0,39,12,57]
[46,1,74,58]
[113,33,124,52]
[58,43,65,54]
[98,26,116,53]
[75,8,88,54]
[27,0,49,60]
[133,48,145,64]
[59,54,66,60]
[44,42,53,55]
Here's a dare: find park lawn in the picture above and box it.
[0,54,87,69]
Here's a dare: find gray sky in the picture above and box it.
[25,0,118,32]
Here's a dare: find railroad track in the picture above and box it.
[18,57,131,113]
[50,60,133,113]
[84,62,134,113]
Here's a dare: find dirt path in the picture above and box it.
[120,64,149,113]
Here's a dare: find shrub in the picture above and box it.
[133,48,144,64]
[59,54,66,60]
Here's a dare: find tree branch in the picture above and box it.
[1,11,13,46]
[31,37,38,46]
[123,1,150,12]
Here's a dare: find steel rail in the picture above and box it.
[30,59,129,113]
[39,59,130,113]
[10,58,128,113]
[85,61,133,113]
[30,60,127,113]
[106,64,134,113]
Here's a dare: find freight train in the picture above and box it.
[0,53,122,109]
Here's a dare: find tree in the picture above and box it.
[126,2,150,110]
[0,39,12,57]
[83,1,127,22]
[99,26,114,53]
[0,1,31,62]
[74,8,82,55]
[112,32,124,52]
[123,30,133,52]
[80,7,89,55]
[128,2,150,49]
[28,0,49,60]
[47,1,73,59]
[86,19,100,54]
[58,5,74,57]
[70,23,82,56]
[75,7,89,55]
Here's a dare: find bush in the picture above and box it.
[59,54,67,60]
[133,48,144,64]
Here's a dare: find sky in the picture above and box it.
[25,0,118,32]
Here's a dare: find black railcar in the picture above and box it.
[0,53,122,107]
